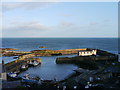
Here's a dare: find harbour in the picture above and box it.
[0,38,119,89]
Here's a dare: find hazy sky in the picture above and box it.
[2,2,118,38]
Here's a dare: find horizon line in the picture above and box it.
[0,37,118,38]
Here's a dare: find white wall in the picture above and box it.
[78,50,97,56]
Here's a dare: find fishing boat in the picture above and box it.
[14,69,20,74]
[28,60,40,67]
[7,72,21,80]
[21,74,41,87]
[20,64,29,71]
[32,60,40,67]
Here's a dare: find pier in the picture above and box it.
[4,57,41,72]
[56,49,118,69]
[2,48,118,72]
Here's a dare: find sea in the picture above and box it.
[1,38,119,80]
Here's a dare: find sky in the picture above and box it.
[1,2,118,38]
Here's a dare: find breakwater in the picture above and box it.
[31,48,87,56]
[97,49,117,56]
[2,51,32,56]
[56,49,118,69]
[4,58,41,72]
[56,56,99,69]
[56,49,118,64]
[2,48,87,57]
[56,56,118,64]
[2,48,118,72]
[2,48,87,72]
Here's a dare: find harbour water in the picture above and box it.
[2,38,118,80]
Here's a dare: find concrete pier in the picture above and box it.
[2,48,118,72]
[56,56,118,64]
[56,49,118,69]
[4,57,41,72]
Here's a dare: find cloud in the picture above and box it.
[3,21,51,31]
[60,21,75,27]
[103,19,110,23]
[3,0,59,2]
[60,14,74,17]
[2,2,57,12]
[89,22,98,26]
[2,20,53,37]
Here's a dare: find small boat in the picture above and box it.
[7,72,17,77]
[28,60,40,67]
[7,72,21,80]
[22,74,30,80]
[20,64,29,71]
[21,74,41,87]
[14,69,20,74]
[28,60,33,67]
[32,61,40,67]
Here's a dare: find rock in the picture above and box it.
[39,46,47,48]
[1,48,18,51]
[2,51,31,57]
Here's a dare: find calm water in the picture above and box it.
[2,38,118,80]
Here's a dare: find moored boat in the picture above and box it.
[14,69,20,74]
[20,64,29,71]
[28,60,33,67]
[32,60,40,66]
[28,60,40,67]
[21,74,41,87]
[7,72,21,80]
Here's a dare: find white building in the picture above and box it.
[78,50,97,56]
